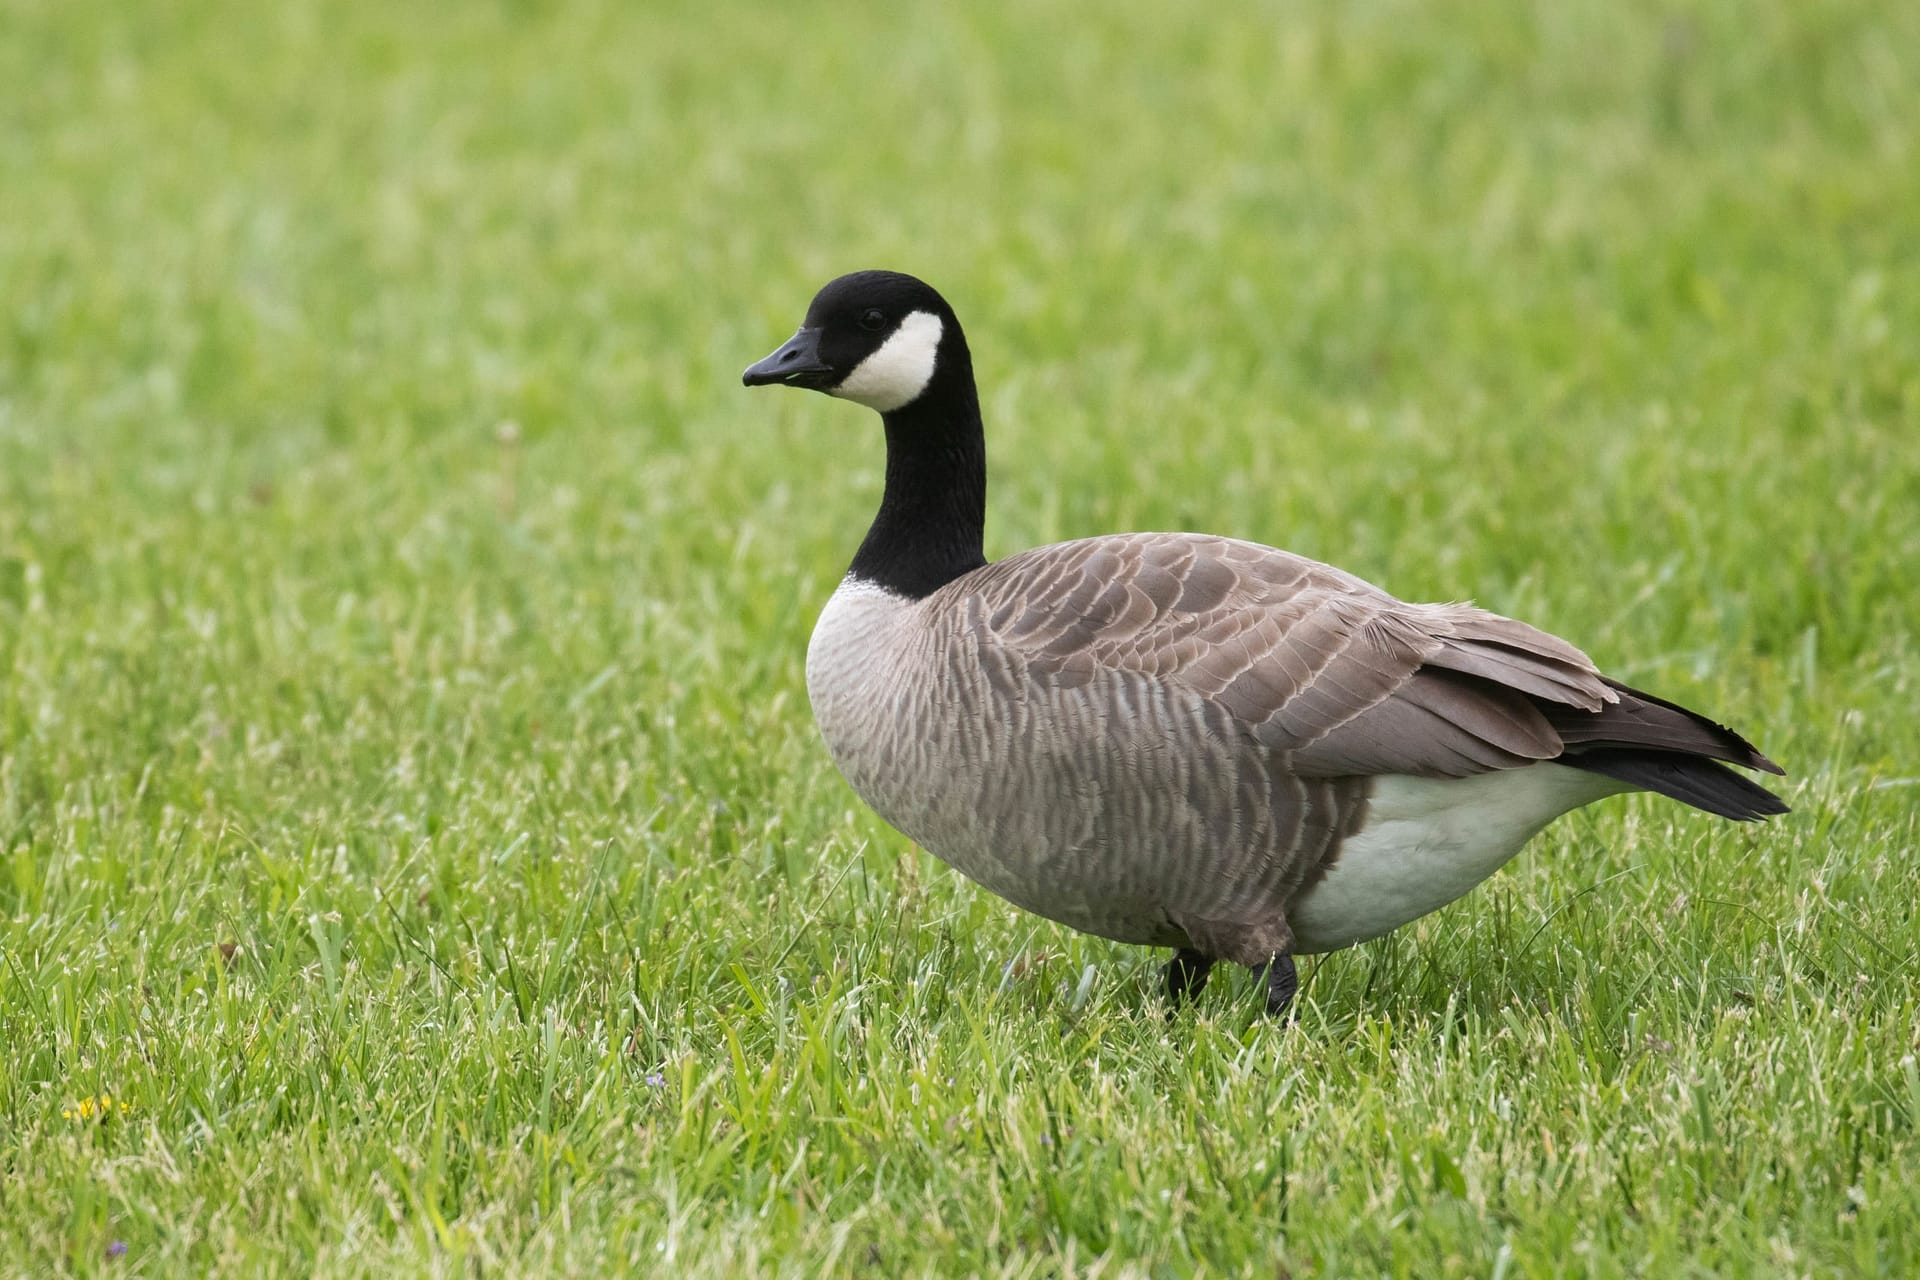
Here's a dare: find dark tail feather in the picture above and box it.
[1534,678,1788,820]
[1563,748,1790,821]
[1608,678,1785,774]
[1543,678,1785,775]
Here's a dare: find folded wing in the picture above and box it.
[949,532,1785,815]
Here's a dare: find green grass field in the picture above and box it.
[4,0,1918,1273]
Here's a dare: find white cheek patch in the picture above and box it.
[830,310,943,412]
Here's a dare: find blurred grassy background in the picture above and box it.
[2,0,1917,1274]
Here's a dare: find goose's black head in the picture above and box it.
[745,271,987,597]
[743,270,969,414]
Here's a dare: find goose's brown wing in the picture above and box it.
[946,532,1617,779]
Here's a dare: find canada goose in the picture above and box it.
[744,270,1787,1017]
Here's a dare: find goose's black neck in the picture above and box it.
[847,365,987,600]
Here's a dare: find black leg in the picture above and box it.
[1165,947,1216,1005]
[1252,954,1299,1019]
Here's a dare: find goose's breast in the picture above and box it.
[807,580,1044,862]
[806,579,960,838]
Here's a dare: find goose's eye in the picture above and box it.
[858,309,887,332]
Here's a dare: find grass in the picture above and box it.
[2,0,1918,1273]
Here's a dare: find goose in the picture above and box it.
[743,270,1787,1017]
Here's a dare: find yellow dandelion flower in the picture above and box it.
[62,1094,133,1122]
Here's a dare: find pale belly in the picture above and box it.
[1288,765,1623,953]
